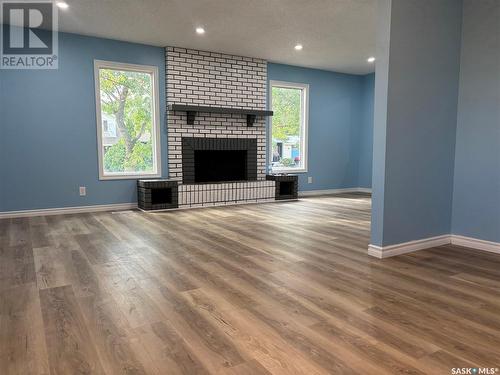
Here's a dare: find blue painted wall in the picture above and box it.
[358,74,375,188]
[370,0,392,246]
[371,0,463,246]
[0,71,5,212]
[452,0,500,243]
[0,31,375,212]
[267,63,374,192]
[0,31,166,212]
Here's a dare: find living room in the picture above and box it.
[0,1,499,374]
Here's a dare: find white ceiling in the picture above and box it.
[58,0,376,75]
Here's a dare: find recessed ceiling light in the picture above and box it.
[367,56,376,63]
[294,44,303,51]
[196,27,205,35]
[56,1,69,9]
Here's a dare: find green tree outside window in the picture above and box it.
[99,68,154,173]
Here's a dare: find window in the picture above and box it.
[269,81,309,173]
[94,60,161,179]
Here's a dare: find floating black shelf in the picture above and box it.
[168,104,273,127]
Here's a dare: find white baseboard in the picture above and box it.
[299,187,372,197]
[368,235,451,258]
[451,235,500,255]
[0,203,138,219]
[356,187,372,193]
[368,234,500,258]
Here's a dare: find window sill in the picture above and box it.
[271,168,308,174]
[99,172,162,181]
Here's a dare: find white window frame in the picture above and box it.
[94,60,162,180]
[269,80,309,173]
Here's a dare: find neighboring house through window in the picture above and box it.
[102,114,117,139]
[94,60,161,179]
[269,80,309,173]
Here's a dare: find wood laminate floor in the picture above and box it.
[1,194,500,374]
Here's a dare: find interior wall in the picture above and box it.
[371,0,463,246]
[0,31,167,212]
[358,73,375,188]
[0,74,5,212]
[0,31,375,213]
[452,0,500,242]
[267,63,374,192]
[370,0,392,246]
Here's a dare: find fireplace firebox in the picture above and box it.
[182,138,257,184]
[194,150,247,182]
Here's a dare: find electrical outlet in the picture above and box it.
[79,186,86,196]
[308,176,313,184]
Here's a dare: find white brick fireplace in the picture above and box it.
[165,47,275,208]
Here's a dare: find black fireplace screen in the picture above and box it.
[182,138,257,183]
[194,150,247,182]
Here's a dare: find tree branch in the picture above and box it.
[133,122,147,144]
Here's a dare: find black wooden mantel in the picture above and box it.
[168,104,273,127]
